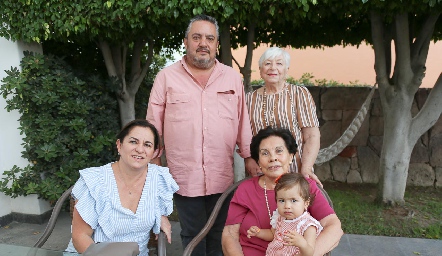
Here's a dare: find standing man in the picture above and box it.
[146,14,259,255]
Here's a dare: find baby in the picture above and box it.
[247,173,323,256]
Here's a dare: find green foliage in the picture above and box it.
[0,52,120,201]
[252,73,371,87]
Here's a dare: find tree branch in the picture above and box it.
[232,55,242,70]
[393,13,412,85]
[411,72,442,141]
[131,37,145,80]
[111,44,123,78]
[370,11,388,84]
[243,20,256,92]
[98,39,117,77]
[133,38,154,92]
[219,23,232,67]
[411,13,440,73]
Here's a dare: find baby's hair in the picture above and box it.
[274,173,315,206]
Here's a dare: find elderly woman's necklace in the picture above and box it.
[262,84,289,127]
[263,178,272,220]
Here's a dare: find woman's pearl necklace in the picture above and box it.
[263,178,272,221]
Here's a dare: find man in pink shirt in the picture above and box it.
[146,14,259,255]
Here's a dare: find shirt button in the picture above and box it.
[204,108,206,111]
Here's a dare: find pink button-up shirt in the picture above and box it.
[146,56,252,197]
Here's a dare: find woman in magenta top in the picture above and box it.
[222,127,343,256]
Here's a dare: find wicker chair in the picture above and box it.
[34,185,167,256]
[183,178,334,256]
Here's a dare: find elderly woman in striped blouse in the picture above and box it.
[245,47,321,186]
[67,119,179,256]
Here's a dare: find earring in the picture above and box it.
[118,152,120,156]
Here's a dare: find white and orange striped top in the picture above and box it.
[245,84,319,173]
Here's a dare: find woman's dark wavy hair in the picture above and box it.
[250,126,298,163]
[116,119,160,151]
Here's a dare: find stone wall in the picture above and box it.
[310,87,441,187]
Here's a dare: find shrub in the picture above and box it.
[0,52,120,202]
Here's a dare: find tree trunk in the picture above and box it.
[370,12,442,205]
[118,92,136,127]
[98,38,154,127]
[219,23,232,67]
[242,21,256,93]
[377,89,413,206]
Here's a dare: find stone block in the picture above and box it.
[410,140,429,164]
[371,96,383,117]
[435,167,442,188]
[307,86,321,107]
[358,146,380,183]
[430,117,442,137]
[322,87,371,110]
[415,89,430,110]
[369,116,384,136]
[322,110,342,121]
[342,109,369,146]
[411,99,419,117]
[351,157,358,169]
[368,136,383,156]
[330,156,351,182]
[319,120,341,148]
[314,163,332,182]
[339,146,358,158]
[429,134,442,167]
[407,163,434,186]
[347,169,362,183]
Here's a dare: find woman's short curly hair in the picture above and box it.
[250,126,298,164]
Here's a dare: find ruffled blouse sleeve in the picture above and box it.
[152,165,179,234]
[270,210,280,229]
[71,164,112,233]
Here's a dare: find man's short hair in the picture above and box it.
[185,14,219,39]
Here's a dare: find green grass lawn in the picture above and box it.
[324,181,441,239]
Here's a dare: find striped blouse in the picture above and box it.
[66,163,179,256]
[245,84,319,173]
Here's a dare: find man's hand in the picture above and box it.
[245,157,260,177]
[300,166,323,188]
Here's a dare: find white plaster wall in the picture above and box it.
[0,37,47,218]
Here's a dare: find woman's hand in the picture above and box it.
[159,215,172,243]
[301,127,322,187]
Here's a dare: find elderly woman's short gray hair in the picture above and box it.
[258,47,291,68]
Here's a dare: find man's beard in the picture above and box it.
[189,48,215,69]
[190,55,215,69]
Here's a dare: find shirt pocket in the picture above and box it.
[166,93,191,122]
[217,90,237,120]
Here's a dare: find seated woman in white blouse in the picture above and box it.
[65,119,179,256]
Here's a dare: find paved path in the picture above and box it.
[0,211,440,255]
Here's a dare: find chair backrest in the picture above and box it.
[34,185,73,248]
[34,185,167,256]
[183,178,334,256]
